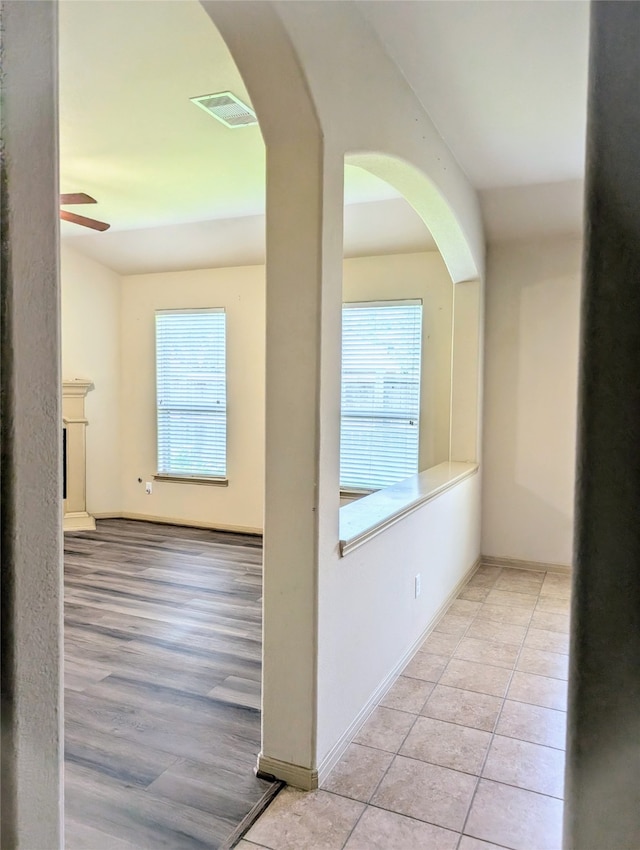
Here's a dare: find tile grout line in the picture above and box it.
[256,567,570,850]
[364,566,570,849]
[338,566,503,850]
[375,683,567,746]
[322,774,564,850]
[457,569,562,847]
[451,567,515,850]
[409,566,509,850]
[357,751,566,801]
[337,661,443,849]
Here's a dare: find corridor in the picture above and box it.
[240,564,569,850]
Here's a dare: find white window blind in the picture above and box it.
[156,309,227,478]
[341,300,422,490]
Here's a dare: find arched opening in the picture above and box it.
[340,162,454,503]
[195,1,485,790]
[2,4,486,846]
[343,154,483,468]
[340,153,483,498]
[58,2,273,846]
[347,153,480,285]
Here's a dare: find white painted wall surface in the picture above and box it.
[115,252,451,532]
[119,264,266,532]
[275,1,485,284]
[318,472,481,765]
[61,245,122,514]
[482,236,582,566]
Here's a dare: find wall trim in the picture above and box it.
[89,512,262,537]
[315,554,482,787]
[63,511,96,532]
[256,755,318,791]
[340,462,478,556]
[482,554,571,575]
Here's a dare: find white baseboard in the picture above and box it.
[256,754,318,791]
[482,554,571,575]
[255,555,481,790]
[63,511,96,531]
[91,511,262,537]
[315,554,482,787]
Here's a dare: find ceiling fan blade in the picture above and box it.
[60,192,97,206]
[60,210,110,232]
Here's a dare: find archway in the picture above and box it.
[202,0,484,787]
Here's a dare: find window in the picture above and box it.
[341,300,422,490]
[155,308,227,479]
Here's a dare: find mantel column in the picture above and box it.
[63,379,95,532]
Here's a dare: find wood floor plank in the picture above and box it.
[66,763,234,850]
[65,820,142,850]
[65,721,180,788]
[65,518,268,850]
[208,677,261,711]
[147,758,272,821]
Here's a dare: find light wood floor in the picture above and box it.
[64,518,270,850]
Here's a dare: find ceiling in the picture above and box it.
[59,0,589,275]
[359,0,589,189]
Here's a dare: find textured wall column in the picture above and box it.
[565,3,640,848]
[0,2,64,848]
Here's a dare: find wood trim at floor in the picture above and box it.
[90,512,263,537]
[482,554,572,574]
[256,755,319,792]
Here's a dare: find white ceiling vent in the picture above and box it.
[190,91,258,128]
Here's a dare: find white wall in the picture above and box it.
[120,264,266,532]
[63,235,581,559]
[117,251,452,532]
[482,236,582,566]
[318,472,481,766]
[61,244,122,514]
[271,2,485,283]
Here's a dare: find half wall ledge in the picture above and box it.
[339,461,479,556]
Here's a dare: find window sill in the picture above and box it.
[339,461,479,556]
[340,487,376,500]
[153,474,229,487]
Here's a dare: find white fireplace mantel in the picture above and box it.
[63,379,95,531]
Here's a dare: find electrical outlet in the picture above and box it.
[415,574,421,598]
[145,481,153,495]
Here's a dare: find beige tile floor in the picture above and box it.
[239,564,570,850]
